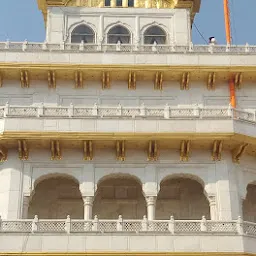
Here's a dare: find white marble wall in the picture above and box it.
[46,7,190,45]
[0,149,255,221]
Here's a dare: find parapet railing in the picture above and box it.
[0,104,255,123]
[0,215,256,236]
[0,41,256,54]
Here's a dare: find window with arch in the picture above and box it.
[105,0,111,6]
[128,0,134,7]
[144,25,167,45]
[116,0,123,6]
[71,24,95,43]
[107,25,131,44]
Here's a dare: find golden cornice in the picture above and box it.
[1,63,256,88]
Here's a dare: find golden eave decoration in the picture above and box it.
[37,0,201,23]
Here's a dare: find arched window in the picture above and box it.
[105,0,111,6]
[128,0,134,7]
[144,25,167,45]
[71,24,95,43]
[107,25,131,44]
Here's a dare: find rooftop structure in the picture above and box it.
[0,1,255,256]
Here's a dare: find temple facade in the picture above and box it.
[0,0,255,255]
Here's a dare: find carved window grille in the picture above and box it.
[107,25,131,44]
[71,25,95,43]
[144,25,167,45]
[116,0,123,6]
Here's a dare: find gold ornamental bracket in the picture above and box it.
[128,71,136,90]
[18,140,29,160]
[75,71,84,88]
[232,143,248,163]
[180,72,190,90]
[0,146,8,162]
[83,140,93,160]
[212,140,223,161]
[148,140,158,161]
[116,140,125,161]
[154,72,163,90]
[207,72,216,90]
[48,70,56,89]
[51,140,62,160]
[102,71,110,89]
[20,70,29,88]
[180,140,190,161]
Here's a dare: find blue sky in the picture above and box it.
[0,0,255,45]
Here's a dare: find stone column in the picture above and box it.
[83,196,94,220]
[146,196,156,220]
[22,196,30,219]
[208,195,218,220]
[111,0,116,7]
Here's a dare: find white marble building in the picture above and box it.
[0,0,256,255]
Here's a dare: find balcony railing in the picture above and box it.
[0,41,256,54]
[1,215,256,236]
[1,104,256,124]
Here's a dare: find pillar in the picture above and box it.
[134,0,139,7]
[208,195,218,220]
[123,0,128,7]
[146,196,156,220]
[22,196,30,219]
[111,0,116,7]
[83,196,94,220]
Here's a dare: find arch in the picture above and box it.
[143,24,167,45]
[107,24,132,44]
[243,182,256,222]
[93,173,146,219]
[28,174,83,219]
[156,174,210,220]
[71,24,95,43]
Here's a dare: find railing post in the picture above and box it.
[245,43,249,53]
[68,103,74,117]
[65,215,71,234]
[200,216,207,232]
[226,43,230,52]
[60,41,65,50]
[32,215,39,233]
[189,42,193,52]
[92,215,99,232]
[42,41,48,51]
[4,102,9,117]
[236,216,244,235]
[193,104,200,117]
[142,215,148,231]
[228,103,233,118]
[117,103,122,116]
[140,103,146,117]
[208,44,213,54]
[92,103,98,116]
[79,41,85,51]
[22,40,28,51]
[164,104,170,119]
[117,215,123,231]
[5,39,10,50]
[37,103,44,117]
[168,216,175,234]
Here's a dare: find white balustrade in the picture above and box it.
[0,105,256,125]
[0,215,255,236]
[1,41,256,54]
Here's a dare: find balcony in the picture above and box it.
[0,216,256,253]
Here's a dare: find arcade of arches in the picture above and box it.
[26,174,256,221]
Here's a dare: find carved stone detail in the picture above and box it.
[75,71,83,88]
[180,140,190,162]
[148,140,158,161]
[207,72,216,90]
[212,140,223,161]
[48,70,56,89]
[18,140,29,160]
[180,72,190,90]
[128,71,136,90]
[51,140,62,160]
[102,71,110,89]
[154,72,163,90]
[232,143,248,163]
[20,70,29,88]
[116,140,125,161]
[84,140,93,160]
